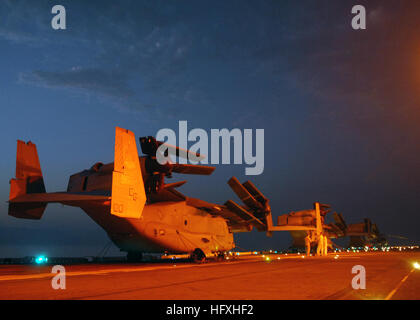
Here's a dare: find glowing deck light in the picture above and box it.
[265,257,270,261]
[413,262,420,270]
[35,256,48,264]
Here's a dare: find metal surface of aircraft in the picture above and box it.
[7,127,387,260]
[345,219,388,247]
[8,127,277,262]
[275,204,387,249]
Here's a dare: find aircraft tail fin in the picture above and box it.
[111,127,146,219]
[9,140,47,219]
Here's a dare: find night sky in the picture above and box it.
[1,0,419,257]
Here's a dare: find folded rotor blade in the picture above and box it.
[171,163,215,175]
[227,177,262,211]
[225,200,265,228]
[163,181,187,189]
[139,136,206,161]
[242,180,267,205]
[157,141,206,161]
[333,212,347,230]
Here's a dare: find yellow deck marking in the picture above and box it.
[385,268,415,300]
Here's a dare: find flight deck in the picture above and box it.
[0,251,418,300]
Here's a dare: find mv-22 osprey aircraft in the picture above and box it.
[276,204,387,249]
[8,127,280,262]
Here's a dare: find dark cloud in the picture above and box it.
[19,67,134,98]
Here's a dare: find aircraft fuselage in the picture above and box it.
[75,200,235,255]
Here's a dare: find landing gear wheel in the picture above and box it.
[216,252,225,262]
[127,251,143,262]
[191,249,206,264]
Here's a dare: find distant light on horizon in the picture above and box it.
[35,255,48,264]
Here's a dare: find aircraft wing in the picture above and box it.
[9,192,111,204]
[186,197,266,233]
[187,177,276,233]
[8,192,110,220]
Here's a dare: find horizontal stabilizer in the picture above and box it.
[9,192,110,203]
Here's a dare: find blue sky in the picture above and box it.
[1,0,419,257]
